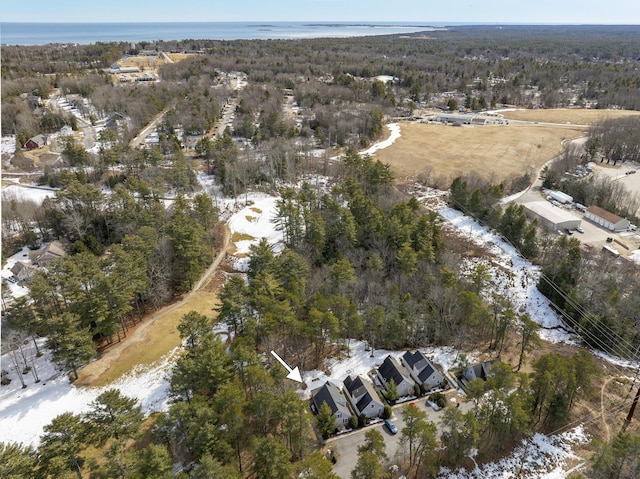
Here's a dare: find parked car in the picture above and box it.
[606,237,614,243]
[565,229,573,235]
[384,419,398,435]
[576,226,584,233]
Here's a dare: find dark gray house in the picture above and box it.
[464,358,501,383]
[311,381,351,428]
[402,350,444,392]
[343,375,384,419]
[377,355,416,398]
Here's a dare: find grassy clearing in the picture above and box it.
[500,108,640,124]
[250,207,263,214]
[77,289,220,387]
[374,123,584,186]
[232,232,255,242]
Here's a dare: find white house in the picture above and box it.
[377,355,416,398]
[343,375,384,419]
[401,350,444,392]
[584,205,630,232]
[311,381,351,429]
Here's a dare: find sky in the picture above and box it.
[2,0,639,24]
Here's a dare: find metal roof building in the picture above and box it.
[523,201,582,231]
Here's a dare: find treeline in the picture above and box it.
[449,174,539,258]
[4,182,219,378]
[0,304,609,477]
[447,171,640,360]
[351,350,599,478]
[538,235,640,358]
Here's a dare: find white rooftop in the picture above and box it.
[524,201,580,224]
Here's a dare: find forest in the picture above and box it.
[2,24,640,479]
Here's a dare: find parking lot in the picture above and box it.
[328,396,472,479]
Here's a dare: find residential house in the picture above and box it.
[10,261,38,283]
[463,358,501,383]
[29,240,66,267]
[401,350,444,392]
[343,375,385,419]
[60,125,74,137]
[311,381,351,428]
[25,135,48,150]
[377,355,416,398]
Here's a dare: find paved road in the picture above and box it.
[329,398,473,479]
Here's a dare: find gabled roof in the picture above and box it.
[467,358,500,381]
[378,355,415,387]
[29,240,66,264]
[27,134,47,147]
[10,261,37,277]
[417,362,439,384]
[312,381,350,417]
[343,375,380,411]
[586,205,624,225]
[403,350,428,371]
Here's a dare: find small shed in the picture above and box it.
[584,205,630,232]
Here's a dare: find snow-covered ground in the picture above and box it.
[437,206,573,343]
[361,123,401,156]
[439,427,588,479]
[227,194,285,271]
[1,183,58,205]
[0,192,284,447]
[0,338,174,447]
[1,246,33,298]
[302,340,461,397]
[2,135,17,156]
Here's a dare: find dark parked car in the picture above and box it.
[606,237,614,243]
[384,419,398,435]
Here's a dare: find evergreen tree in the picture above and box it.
[316,401,338,439]
[252,435,292,479]
[49,311,96,380]
[0,442,38,479]
[39,412,87,479]
[84,388,144,446]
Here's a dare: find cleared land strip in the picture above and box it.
[76,226,230,387]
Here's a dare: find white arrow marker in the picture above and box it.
[270,350,303,383]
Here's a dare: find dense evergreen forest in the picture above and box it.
[2,25,640,478]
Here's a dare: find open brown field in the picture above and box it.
[374,123,585,186]
[501,108,640,125]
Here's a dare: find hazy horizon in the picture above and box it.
[2,0,639,24]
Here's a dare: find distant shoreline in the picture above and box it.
[0,21,447,46]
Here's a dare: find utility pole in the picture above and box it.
[623,384,640,432]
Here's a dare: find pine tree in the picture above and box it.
[85,388,143,446]
[316,401,337,439]
[39,412,87,478]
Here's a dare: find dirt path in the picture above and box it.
[76,225,230,387]
[129,104,175,148]
[600,376,614,441]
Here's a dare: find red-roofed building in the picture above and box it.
[584,205,630,232]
